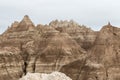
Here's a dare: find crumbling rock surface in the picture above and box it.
[19,71,72,80]
[0,16,120,80]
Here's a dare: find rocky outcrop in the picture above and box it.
[19,71,72,80]
[15,15,35,31]
[89,23,120,64]
[0,16,120,80]
[4,15,35,34]
[88,23,120,80]
[49,20,97,50]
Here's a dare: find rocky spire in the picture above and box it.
[21,15,34,25]
[108,21,111,26]
[100,22,113,32]
[16,15,35,31]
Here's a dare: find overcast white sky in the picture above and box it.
[0,0,120,34]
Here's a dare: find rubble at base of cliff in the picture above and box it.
[19,71,72,80]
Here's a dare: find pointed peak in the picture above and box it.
[22,15,31,21]
[107,21,112,26]
[24,15,29,18]
[23,15,30,20]
[108,22,111,25]
[102,22,112,28]
[20,15,34,26]
[15,15,35,31]
[100,22,114,32]
[105,22,112,27]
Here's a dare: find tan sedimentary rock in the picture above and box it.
[0,16,120,80]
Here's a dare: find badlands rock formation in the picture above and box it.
[0,16,120,80]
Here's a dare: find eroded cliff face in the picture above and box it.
[49,20,97,50]
[87,23,120,80]
[0,16,120,80]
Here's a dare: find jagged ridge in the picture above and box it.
[0,16,120,80]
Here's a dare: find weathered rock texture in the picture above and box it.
[19,71,72,80]
[0,16,120,80]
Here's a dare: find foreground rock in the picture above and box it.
[19,71,72,80]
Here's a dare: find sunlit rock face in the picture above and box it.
[19,71,72,80]
[0,16,120,80]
